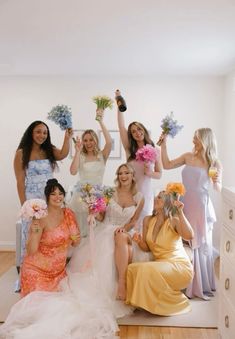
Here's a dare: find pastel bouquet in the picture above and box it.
[77,183,115,214]
[165,182,186,215]
[92,95,113,121]
[157,112,183,146]
[47,104,73,130]
[20,199,48,221]
[135,144,159,164]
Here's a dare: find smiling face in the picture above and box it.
[82,132,96,153]
[48,187,65,208]
[130,123,145,142]
[117,165,134,188]
[32,123,48,145]
[153,191,165,210]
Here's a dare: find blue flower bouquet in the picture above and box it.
[157,112,183,145]
[47,105,72,130]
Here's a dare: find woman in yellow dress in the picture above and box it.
[126,189,194,316]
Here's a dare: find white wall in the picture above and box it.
[0,75,225,250]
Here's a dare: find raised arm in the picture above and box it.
[98,117,112,162]
[211,161,222,192]
[144,146,162,179]
[14,150,26,205]
[53,128,73,161]
[26,219,44,255]
[172,200,194,240]
[70,137,82,175]
[160,134,187,169]
[116,107,130,153]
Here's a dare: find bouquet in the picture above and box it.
[92,95,113,121]
[157,112,183,145]
[47,104,73,130]
[77,183,115,214]
[165,182,186,215]
[135,144,159,163]
[20,199,48,221]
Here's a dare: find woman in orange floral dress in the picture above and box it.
[20,179,80,297]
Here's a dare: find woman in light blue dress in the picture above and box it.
[14,121,72,281]
[160,128,222,300]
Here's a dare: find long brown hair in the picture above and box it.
[127,122,154,160]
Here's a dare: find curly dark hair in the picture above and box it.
[17,121,57,170]
[44,179,66,203]
[127,122,154,161]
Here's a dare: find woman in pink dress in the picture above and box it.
[116,91,162,229]
[21,179,80,297]
[160,128,222,300]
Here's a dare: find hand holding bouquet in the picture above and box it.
[47,104,73,131]
[20,199,48,221]
[92,95,113,122]
[135,144,159,164]
[157,112,183,146]
[77,183,114,215]
[165,182,186,216]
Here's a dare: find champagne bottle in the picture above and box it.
[115,89,127,112]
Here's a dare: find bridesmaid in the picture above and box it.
[14,120,72,277]
[68,111,112,237]
[126,190,194,315]
[160,128,222,299]
[21,179,80,297]
[116,90,162,230]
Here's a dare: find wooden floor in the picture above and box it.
[0,251,219,339]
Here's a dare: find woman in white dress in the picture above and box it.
[116,92,162,229]
[68,111,112,237]
[69,162,144,305]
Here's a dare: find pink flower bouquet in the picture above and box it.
[77,184,114,214]
[135,144,159,163]
[20,199,48,221]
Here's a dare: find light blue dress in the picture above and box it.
[181,165,216,300]
[21,159,53,263]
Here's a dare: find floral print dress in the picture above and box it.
[21,208,79,297]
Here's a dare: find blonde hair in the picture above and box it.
[194,128,219,167]
[81,130,100,155]
[152,191,176,218]
[114,163,137,194]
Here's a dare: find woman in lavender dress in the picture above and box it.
[14,121,72,285]
[160,128,222,299]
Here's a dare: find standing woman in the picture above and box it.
[116,91,162,228]
[14,121,72,273]
[160,128,222,299]
[68,112,112,237]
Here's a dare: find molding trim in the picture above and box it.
[0,241,15,251]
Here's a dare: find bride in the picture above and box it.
[0,164,144,339]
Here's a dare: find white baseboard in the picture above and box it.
[0,241,16,251]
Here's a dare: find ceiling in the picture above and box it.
[0,0,235,76]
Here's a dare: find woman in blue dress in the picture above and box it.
[14,120,72,279]
[160,128,222,300]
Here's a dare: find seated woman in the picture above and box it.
[126,189,194,316]
[21,178,80,297]
[68,163,145,315]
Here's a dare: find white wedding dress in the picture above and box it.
[0,194,144,339]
